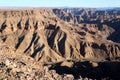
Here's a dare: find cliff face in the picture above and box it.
[53,8,120,43]
[53,8,120,23]
[0,8,120,63]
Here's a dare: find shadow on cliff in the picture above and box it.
[106,19,120,43]
[49,61,120,79]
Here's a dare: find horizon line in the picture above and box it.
[0,6,120,8]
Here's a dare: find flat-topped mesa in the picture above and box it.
[0,8,56,18]
[0,8,120,63]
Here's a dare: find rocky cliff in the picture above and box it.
[0,8,120,63]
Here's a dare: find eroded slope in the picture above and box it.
[0,8,120,63]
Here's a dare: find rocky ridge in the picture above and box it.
[0,45,91,80]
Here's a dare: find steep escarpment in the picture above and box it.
[53,8,120,43]
[0,9,64,63]
[0,8,120,63]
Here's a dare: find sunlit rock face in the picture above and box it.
[0,8,120,63]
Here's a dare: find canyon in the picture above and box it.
[0,8,120,79]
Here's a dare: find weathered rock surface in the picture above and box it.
[0,8,120,63]
[53,8,120,43]
[1,45,90,80]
